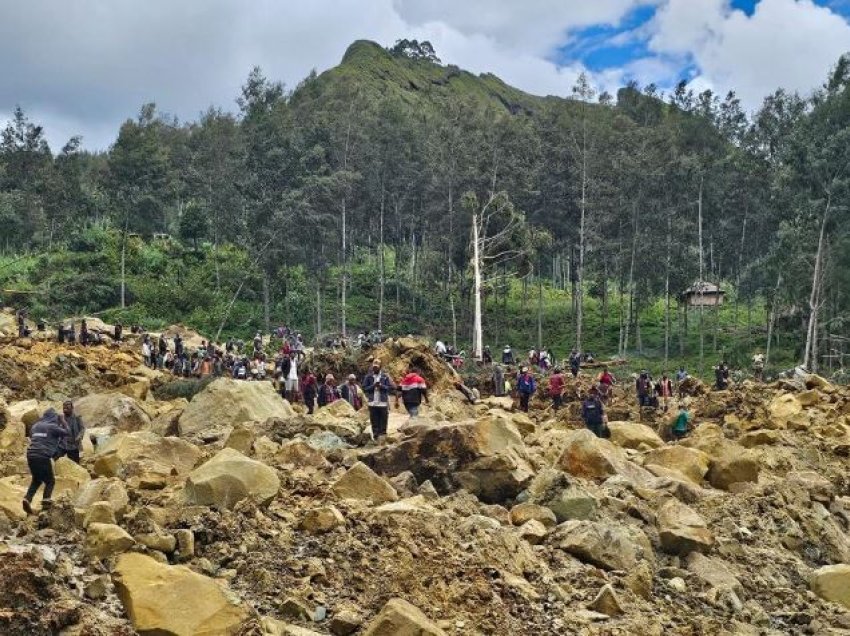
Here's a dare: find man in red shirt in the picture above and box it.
[549,367,566,411]
[398,366,429,417]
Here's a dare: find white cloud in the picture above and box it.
[648,0,850,108]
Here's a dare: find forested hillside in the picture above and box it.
[2,40,849,376]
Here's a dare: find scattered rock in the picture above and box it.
[113,552,249,635]
[332,462,398,505]
[74,392,151,432]
[607,421,665,450]
[510,502,557,528]
[643,445,711,485]
[518,519,548,544]
[184,447,280,509]
[553,520,651,571]
[85,522,135,559]
[588,584,624,617]
[225,423,256,454]
[656,498,714,555]
[300,506,345,533]
[707,448,760,490]
[810,564,850,610]
[329,604,363,635]
[362,597,446,636]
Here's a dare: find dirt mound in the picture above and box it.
[0,339,145,401]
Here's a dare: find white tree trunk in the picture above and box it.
[378,188,385,331]
[340,196,347,338]
[472,212,483,360]
[697,177,705,373]
[576,129,587,352]
[803,197,830,369]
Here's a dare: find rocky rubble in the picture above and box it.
[0,338,849,634]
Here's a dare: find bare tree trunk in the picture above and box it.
[804,196,830,369]
[316,286,322,338]
[576,136,587,351]
[537,265,543,350]
[341,196,347,338]
[622,204,638,357]
[472,212,483,360]
[697,176,705,374]
[765,273,782,367]
[664,207,672,368]
[262,273,270,333]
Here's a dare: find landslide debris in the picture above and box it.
[0,335,849,634]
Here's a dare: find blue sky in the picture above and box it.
[556,0,850,93]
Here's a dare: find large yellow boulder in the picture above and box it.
[74,393,151,432]
[74,478,130,518]
[607,421,664,450]
[113,552,249,635]
[85,522,135,559]
[184,448,280,509]
[93,431,201,479]
[811,564,850,610]
[656,498,714,555]
[0,477,26,520]
[556,429,653,485]
[644,445,711,485]
[178,378,294,437]
[768,393,802,427]
[332,462,398,505]
[363,598,446,636]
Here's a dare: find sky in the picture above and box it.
[1,0,848,151]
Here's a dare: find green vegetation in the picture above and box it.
[1,39,849,380]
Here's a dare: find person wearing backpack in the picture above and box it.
[582,387,607,438]
[516,366,537,413]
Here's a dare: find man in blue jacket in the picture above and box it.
[23,409,69,515]
[362,359,396,441]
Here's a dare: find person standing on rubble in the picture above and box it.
[398,366,429,417]
[516,366,537,413]
[22,408,69,515]
[582,387,608,438]
[363,359,395,441]
[57,401,85,464]
[340,374,364,410]
[492,364,505,397]
[548,366,566,410]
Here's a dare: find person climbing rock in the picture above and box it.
[22,409,68,515]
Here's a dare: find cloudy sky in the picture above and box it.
[2,0,849,151]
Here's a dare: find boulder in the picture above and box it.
[225,424,255,454]
[454,449,535,504]
[117,379,151,402]
[323,398,357,418]
[643,446,710,485]
[362,597,446,636]
[74,393,151,432]
[797,389,822,407]
[277,441,330,469]
[113,552,249,635]
[8,399,42,427]
[184,448,279,509]
[607,421,664,450]
[135,529,177,553]
[83,501,117,527]
[54,456,91,491]
[556,429,653,485]
[329,605,364,636]
[656,498,714,555]
[0,477,26,520]
[518,519,548,544]
[553,520,651,571]
[300,506,345,534]
[706,448,760,490]
[686,552,743,596]
[178,378,295,437]
[739,429,779,448]
[483,396,514,411]
[74,478,130,518]
[332,462,398,505]
[85,523,135,559]
[768,393,802,427]
[526,469,598,522]
[510,502,557,528]
[810,564,850,610]
[588,584,624,617]
[93,431,201,479]
[805,373,835,393]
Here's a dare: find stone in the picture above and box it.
[518,519,548,544]
[786,471,835,504]
[261,617,324,635]
[117,379,151,402]
[656,498,714,555]
[0,477,27,520]
[175,529,195,561]
[85,522,135,559]
[85,575,110,600]
[805,373,835,393]
[588,584,624,617]
[624,561,654,600]
[332,462,398,505]
[686,552,743,596]
[510,502,557,528]
[184,447,280,509]
[74,478,130,518]
[300,506,345,534]
[797,389,822,407]
[668,577,687,593]
[556,429,652,485]
[113,552,249,635]
[277,441,330,469]
[739,429,780,448]
[74,393,151,432]
[53,456,91,490]
[768,393,802,426]
[225,424,255,454]
[362,597,446,636]
[554,520,651,571]
[454,449,535,504]
[93,431,201,479]
[707,448,760,490]
[483,396,514,411]
[607,421,665,450]
[417,480,439,501]
[643,445,711,485]
[329,605,363,636]
[280,597,312,621]
[323,398,357,418]
[179,377,295,437]
[810,564,850,610]
[135,530,177,553]
[83,501,117,527]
